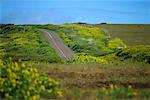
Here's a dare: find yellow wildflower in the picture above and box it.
[0,78,5,86]
[48,89,52,93]
[40,85,45,91]
[102,87,106,92]
[128,85,132,89]
[31,96,37,100]
[5,93,9,97]
[27,91,30,96]
[110,84,114,91]
[133,92,138,96]
[57,91,63,97]
[114,85,118,89]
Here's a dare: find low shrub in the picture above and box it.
[66,54,108,64]
[0,24,33,34]
[0,59,62,99]
[98,84,138,99]
[108,38,126,49]
[116,45,150,63]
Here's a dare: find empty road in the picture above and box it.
[41,29,75,61]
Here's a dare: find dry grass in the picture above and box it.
[95,24,150,46]
[39,63,150,99]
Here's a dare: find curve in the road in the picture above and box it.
[41,29,75,61]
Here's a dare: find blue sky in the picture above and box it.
[0,0,150,24]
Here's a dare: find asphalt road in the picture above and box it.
[41,29,75,61]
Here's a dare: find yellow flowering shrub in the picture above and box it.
[108,38,126,49]
[0,49,5,58]
[9,32,39,46]
[0,59,62,99]
[66,55,108,64]
[98,84,138,99]
[116,45,150,63]
[63,24,107,39]
[79,27,107,39]
[0,43,7,59]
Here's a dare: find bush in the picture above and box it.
[98,84,138,99]
[108,38,126,49]
[0,59,62,99]
[0,24,32,34]
[66,54,108,64]
[116,45,150,63]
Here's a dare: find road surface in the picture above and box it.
[41,29,75,61]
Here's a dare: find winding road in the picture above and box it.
[41,29,75,61]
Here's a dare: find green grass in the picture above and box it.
[95,24,150,46]
[0,25,61,63]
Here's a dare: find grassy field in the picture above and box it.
[39,63,150,100]
[95,24,150,46]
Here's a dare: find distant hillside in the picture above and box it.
[95,24,150,46]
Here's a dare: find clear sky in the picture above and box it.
[0,0,150,24]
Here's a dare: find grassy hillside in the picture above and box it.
[34,24,150,64]
[35,24,129,64]
[0,24,61,63]
[95,24,150,46]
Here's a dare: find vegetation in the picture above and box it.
[0,60,62,99]
[0,24,32,34]
[108,38,126,49]
[0,24,150,99]
[40,63,150,100]
[99,84,138,99]
[35,24,150,64]
[35,24,126,56]
[0,24,61,63]
[66,54,108,64]
[95,24,150,45]
[116,45,150,64]
[34,24,131,64]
